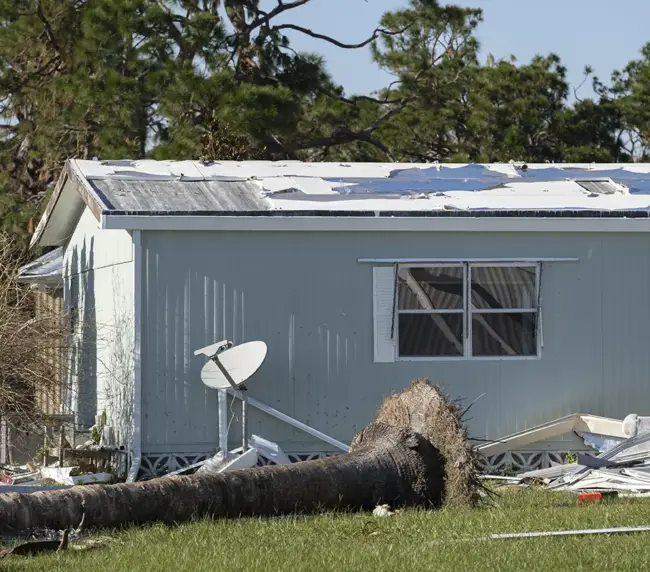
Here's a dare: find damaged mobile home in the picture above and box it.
[23,159,650,479]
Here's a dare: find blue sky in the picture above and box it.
[270,0,650,98]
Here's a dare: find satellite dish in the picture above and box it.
[200,341,267,390]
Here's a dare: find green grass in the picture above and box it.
[4,487,650,571]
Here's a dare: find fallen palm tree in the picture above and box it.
[0,379,481,535]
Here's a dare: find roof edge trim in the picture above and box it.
[101,214,650,233]
[29,160,111,248]
[29,169,69,249]
[66,159,111,220]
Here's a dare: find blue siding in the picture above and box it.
[139,230,650,456]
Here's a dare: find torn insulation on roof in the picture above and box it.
[70,160,650,215]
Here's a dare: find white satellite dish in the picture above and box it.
[199,341,267,390]
[195,340,268,455]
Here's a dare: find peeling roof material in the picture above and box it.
[30,159,650,247]
[17,247,63,289]
[72,160,650,215]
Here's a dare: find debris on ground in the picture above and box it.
[0,465,38,485]
[1,463,114,489]
[577,491,619,503]
[372,504,395,517]
[40,466,113,486]
[165,434,290,478]
[476,413,628,458]
[485,525,650,541]
[0,416,128,491]
[488,413,650,496]
[0,514,116,558]
[0,529,69,559]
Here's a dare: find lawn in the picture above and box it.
[3,487,650,571]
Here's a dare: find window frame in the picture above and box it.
[395,261,542,362]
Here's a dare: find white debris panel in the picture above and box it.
[511,415,650,493]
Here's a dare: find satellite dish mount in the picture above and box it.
[195,340,268,455]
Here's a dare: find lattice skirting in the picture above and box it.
[139,449,587,479]
[477,451,578,475]
[139,453,213,479]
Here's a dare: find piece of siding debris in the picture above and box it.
[428,526,650,546]
[576,452,641,469]
[486,526,650,540]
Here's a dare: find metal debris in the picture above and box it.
[487,526,650,540]
[511,416,650,494]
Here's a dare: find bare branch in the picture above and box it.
[245,0,312,32]
[0,233,69,424]
[272,24,379,50]
[317,88,404,106]
[271,23,401,50]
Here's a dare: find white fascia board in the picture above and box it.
[29,170,70,249]
[101,214,650,233]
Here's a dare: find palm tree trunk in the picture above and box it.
[0,379,480,535]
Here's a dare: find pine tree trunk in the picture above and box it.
[0,380,480,535]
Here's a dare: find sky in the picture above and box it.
[269,0,650,98]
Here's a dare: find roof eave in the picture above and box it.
[16,274,63,290]
[100,212,650,233]
[30,159,109,249]
[65,159,108,221]
[29,167,70,249]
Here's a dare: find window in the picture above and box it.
[396,263,541,359]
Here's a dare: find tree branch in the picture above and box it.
[318,88,404,106]
[272,97,408,159]
[246,0,312,32]
[271,24,380,50]
[271,23,402,50]
[35,0,62,58]
[153,0,196,63]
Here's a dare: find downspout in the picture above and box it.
[126,230,142,482]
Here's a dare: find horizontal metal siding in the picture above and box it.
[139,230,650,454]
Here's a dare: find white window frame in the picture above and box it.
[395,261,542,362]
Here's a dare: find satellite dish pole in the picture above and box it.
[195,340,268,457]
[210,350,248,453]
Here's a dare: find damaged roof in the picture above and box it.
[68,159,650,215]
[31,159,650,246]
[90,179,271,214]
[17,247,63,289]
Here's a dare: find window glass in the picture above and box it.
[398,313,464,357]
[471,312,538,357]
[471,266,536,310]
[394,263,540,359]
[398,266,463,310]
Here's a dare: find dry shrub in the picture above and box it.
[371,378,482,508]
[0,233,67,425]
